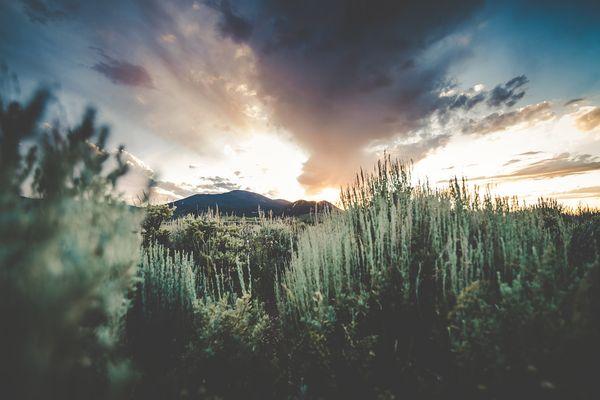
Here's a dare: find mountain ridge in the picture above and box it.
[168,189,338,218]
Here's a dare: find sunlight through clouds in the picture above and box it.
[1,0,598,205]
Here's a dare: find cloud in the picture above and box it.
[194,175,241,193]
[208,0,253,42]
[388,134,451,163]
[20,0,77,24]
[564,97,585,106]
[8,0,533,195]
[471,153,600,182]
[575,106,600,131]
[91,48,153,88]
[464,101,554,135]
[518,151,544,156]
[160,33,177,44]
[7,0,270,159]
[551,186,600,200]
[210,0,485,192]
[6,0,600,204]
[445,90,487,111]
[503,158,521,166]
[116,150,158,202]
[119,150,196,203]
[119,155,243,201]
[439,75,529,114]
[486,75,528,107]
[152,180,196,199]
[121,150,153,176]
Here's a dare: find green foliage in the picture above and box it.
[153,212,298,311]
[0,89,141,399]
[177,294,277,399]
[126,243,279,399]
[277,156,600,398]
[126,246,197,398]
[127,157,599,399]
[3,88,600,399]
[141,204,174,247]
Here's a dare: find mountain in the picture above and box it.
[168,190,337,218]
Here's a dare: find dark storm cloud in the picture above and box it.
[20,0,77,24]
[463,101,554,135]
[486,75,528,107]
[91,49,154,88]
[6,0,600,199]
[211,0,485,191]
[471,153,600,182]
[207,0,253,42]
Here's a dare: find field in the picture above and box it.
[2,92,600,399]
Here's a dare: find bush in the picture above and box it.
[127,243,278,399]
[141,204,174,247]
[177,294,277,399]
[156,213,297,312]
[0,89,141,399]
[126,246,197,399]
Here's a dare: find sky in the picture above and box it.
[1,0,599,206]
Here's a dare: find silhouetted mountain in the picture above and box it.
[287,200,336,216]
[169,190,337,218]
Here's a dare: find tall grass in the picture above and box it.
[138,246,196,321]
[279,157,569,320]
[277,156,598,397]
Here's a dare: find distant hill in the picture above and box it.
[168,190,338,218]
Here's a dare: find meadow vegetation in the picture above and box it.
[1,89,599,399]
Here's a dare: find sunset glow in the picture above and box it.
[1,1,598,205]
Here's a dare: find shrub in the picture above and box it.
[160,213,297,311]
[126,246,197,399]
[127,242,279,399]
[177,294,277,399]
[141,204,174,247]
[0,89,141,399]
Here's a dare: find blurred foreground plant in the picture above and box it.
[0,89,141,399]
